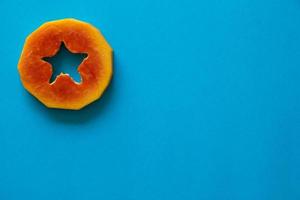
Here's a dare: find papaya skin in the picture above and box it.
[18,18,113,110]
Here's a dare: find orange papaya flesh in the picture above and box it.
[18,18,112,110]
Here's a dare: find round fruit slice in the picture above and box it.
[18,18,113,110]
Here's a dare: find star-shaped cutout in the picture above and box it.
[42,42,88,83]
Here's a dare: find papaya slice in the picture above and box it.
[18,18,112,110]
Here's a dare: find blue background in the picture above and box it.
[0,0,299,199]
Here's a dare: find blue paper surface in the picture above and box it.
[0,0,299,199]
